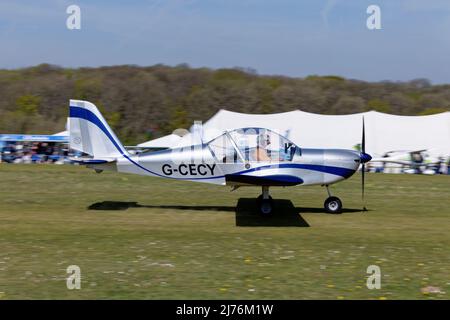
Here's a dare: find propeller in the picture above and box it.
[360,116,372,211]
[362,117,366,210]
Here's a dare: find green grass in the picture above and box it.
[0,164,449,300]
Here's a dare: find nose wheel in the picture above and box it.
[257,186,274,215]
[324,185,343,214]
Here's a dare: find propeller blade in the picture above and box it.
[362,116,365,154]
[361,116,367,211]
[362,163,365,199]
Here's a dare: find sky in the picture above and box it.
[1,0,450,83]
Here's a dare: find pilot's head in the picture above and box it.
[258,133,271,148]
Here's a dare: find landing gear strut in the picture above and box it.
[257,186,273,215]
[324,185,342,214]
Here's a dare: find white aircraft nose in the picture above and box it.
[325,150,361,163]
[321,150,360,181]
[326,150,359,166]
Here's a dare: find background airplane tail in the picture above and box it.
[68,100,128,159]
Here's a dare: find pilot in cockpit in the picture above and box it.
[253,133,272,161]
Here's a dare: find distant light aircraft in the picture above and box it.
[68,100,372,214]
[371,150,444,174]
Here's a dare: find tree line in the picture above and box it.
[0,63,448,144]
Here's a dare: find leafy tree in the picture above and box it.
[331,96,365,114]
[418,107,449,115]
[367,99,391,113]
[0,65,448,144]
[15,95,41,114]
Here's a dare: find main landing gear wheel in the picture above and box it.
[257,195,273,215]
[257,186,273,215]
[324,196,342,214]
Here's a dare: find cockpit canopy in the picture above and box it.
[207,128,300,163]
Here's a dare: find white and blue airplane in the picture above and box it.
[69,100,372,214]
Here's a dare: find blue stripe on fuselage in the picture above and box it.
[238,163,355,178]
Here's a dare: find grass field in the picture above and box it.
[0,164,449,300]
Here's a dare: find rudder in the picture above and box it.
[69,100,128,159]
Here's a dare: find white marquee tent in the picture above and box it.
[137,133,183,149]
[141,110,450,157]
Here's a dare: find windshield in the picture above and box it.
[208,134,242,163]
[208,128,299,163]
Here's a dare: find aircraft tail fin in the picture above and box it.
[68,100,128,159]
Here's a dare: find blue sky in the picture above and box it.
[1,0,450,83]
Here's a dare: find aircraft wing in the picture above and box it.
[408,149,427,154]
[225,174,303,186]
[370,158,413,165]
[371,158,441,166]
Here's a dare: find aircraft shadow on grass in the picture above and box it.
[88,199,365,227]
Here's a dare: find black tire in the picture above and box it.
[257,195,273,215]
[324,196,343,214]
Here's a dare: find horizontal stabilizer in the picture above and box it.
[70,157,117,165]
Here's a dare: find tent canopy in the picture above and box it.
[137,134,183,149]
[146,109,449,157]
